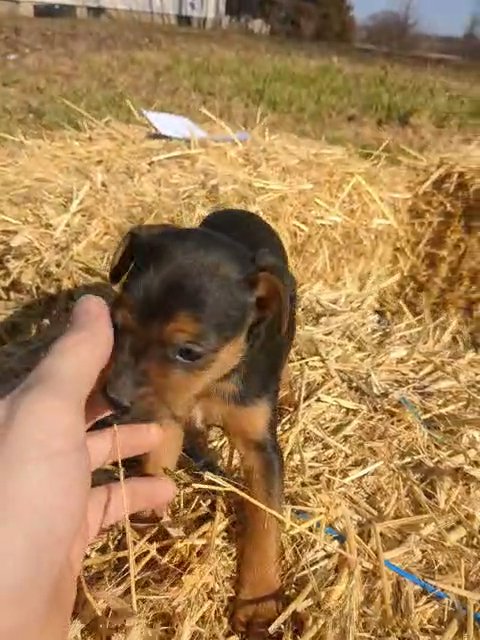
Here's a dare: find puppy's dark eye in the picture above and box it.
[174,344,204,364]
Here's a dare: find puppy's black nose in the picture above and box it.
[103,385,132,414]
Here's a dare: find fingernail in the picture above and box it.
[147,423,164,442]
[72,295,107,327]
[155,478,177,503]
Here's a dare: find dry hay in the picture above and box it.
[0,120,479,640]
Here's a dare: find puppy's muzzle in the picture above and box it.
[102,376,134,414]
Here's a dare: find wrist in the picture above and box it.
[0,565,75,640]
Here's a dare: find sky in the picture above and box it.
[352,0,475,36]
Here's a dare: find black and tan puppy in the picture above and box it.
[103,209,296,637]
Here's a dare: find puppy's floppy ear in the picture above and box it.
[109,224,176,285]
[250,249,290,335]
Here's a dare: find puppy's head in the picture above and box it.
[103,224,289,421]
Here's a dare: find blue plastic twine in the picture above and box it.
[293,510,480,625]
[189,453,479,624]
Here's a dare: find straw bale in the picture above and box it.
[0,122,479,639]
[388,149,480,346]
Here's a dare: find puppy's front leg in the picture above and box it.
[139,418,184,531]
[224,400,284,638]
[143,418,184,475]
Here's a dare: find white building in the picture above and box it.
[1,0,228,26]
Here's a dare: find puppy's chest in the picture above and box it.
[193,378,240,428]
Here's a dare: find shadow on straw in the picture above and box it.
[0,280,115,396]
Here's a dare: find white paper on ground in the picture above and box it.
[142,109,249,143]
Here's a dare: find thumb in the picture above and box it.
[26,295,113,405]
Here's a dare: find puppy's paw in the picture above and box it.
[232,592,283,639]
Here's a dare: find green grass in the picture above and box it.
[0,18,478,146]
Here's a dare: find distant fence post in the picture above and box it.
[77,1,88,17]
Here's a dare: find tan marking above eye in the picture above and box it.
[160,312,201,344]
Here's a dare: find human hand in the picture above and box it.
[0,295,176,640]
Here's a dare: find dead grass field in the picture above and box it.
[0,18,479,148]
[0,16,479,640]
